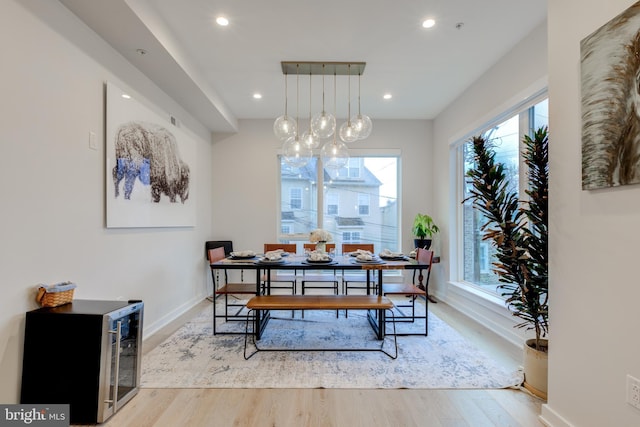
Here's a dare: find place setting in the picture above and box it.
[303,250,336,265]
[350,251,385,265]
[223,250,259,263]
[378,248,409,261]
[256,250,288,265]
[228,250,256,260]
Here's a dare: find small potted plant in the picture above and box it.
[412,213,439,249]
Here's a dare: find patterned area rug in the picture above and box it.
[141,300,523,389]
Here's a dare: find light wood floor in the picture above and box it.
[91,300,544,427]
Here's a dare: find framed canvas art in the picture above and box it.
[581,2,640,189]
[105,82,195,227]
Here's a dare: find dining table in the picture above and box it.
[209,252,432,339]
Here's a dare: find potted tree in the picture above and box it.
[412,213,439,249]
[464,126,549,399]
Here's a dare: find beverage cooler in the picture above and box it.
[20,299,144,424]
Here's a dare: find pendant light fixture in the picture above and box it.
[311,65,336,140]
[282,65,312,168]
[301,71,319,148]
[351,71,372,140]
[321,137,349,170]
[273,73,296,141]
[276,61,370,169]
[338,64,359,143]
[321,71,349,170]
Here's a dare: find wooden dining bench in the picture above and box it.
[243,295,398,359]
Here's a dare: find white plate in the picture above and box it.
[305,258,333,263]
[379,255,406,260]
[354,258,384,264]
[229,254,256,260]
[257,258,286,264]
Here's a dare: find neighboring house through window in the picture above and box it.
[278,154,401,252]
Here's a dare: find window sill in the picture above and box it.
[442,281,524,348]
[449,281,506,307]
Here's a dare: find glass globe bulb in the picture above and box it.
[301,129,319,148]
[351,114,372,140]
[339,121,359,143]
[321,140,349,170]
[311,111,336,139]
[273,115,297,141]
[282,136,312,168]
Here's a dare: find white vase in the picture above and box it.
[315,241,327,253]
[523,338,548,400]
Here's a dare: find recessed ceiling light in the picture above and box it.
[216,16,229,26]
[121,94,131,99]
[253,93,262,99]
[383,94,392,100]
[422,19,436,29]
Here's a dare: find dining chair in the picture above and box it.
[205,240,233,259]
[382,247,433,336]
[300,243,339,318]
[262,243,298,318]
[208,247,256,335]
[341,243,376,295]
[262,243,297,295]
[300,243,339,295]
[205,240,250,296]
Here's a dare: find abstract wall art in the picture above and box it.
[581,2,640,190]
[106,82,195,227]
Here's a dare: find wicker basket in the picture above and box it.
[36,282,77,307]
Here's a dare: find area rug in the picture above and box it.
[141,300,523,389]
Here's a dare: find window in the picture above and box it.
[343,231,361,242]
[279,155,400,252]
[456,95,548,296]
[289,188,302,210]
[336,158,361,179]
[327,193,338,216]
[357,194,370,216]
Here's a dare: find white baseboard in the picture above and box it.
[142,293,207,340]
[539,404,574,427]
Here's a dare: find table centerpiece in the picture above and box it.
[309,229,333,253]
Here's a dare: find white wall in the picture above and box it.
[0,0,213,403]
[211,119,433,257]
[543,1,640,426]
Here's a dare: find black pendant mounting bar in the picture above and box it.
[281,61,366,76]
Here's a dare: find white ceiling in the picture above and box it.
[59,0,546,134]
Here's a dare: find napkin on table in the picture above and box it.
[380,248,403,258]
[352,249,373,256]
[264,250,283,261]
[308,251,330,261]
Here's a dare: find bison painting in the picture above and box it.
[581,3,640,189]
[113,121,190,203]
